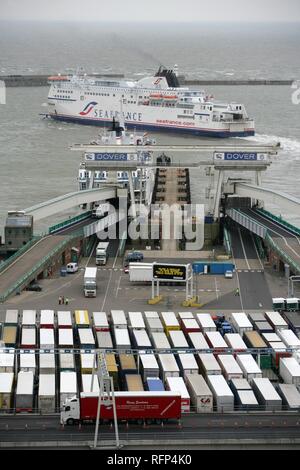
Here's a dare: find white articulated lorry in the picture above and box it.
[83,267,97,297]
[95,242,109,266]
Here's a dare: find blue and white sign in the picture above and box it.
[214,152,268,161]
[85,153,129,161]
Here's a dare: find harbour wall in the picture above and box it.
[0,75,294,87]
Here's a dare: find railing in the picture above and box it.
[48,211,92,234]
[265,232,300,274]
[223,226,232,256]
[0,236,42,274]
[0,232,82,303]
[256,208,300,237]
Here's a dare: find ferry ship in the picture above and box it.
[47,67,255,138]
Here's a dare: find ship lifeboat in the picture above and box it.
[163,95,178,100]
[47,75,69,82]
[149,93,164,100]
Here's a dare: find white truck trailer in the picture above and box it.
[95,242,109,265]
[185,373,213,412]
[83,267,97,297]
[129,263,153,282]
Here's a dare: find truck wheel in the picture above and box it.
[67,418,74,425]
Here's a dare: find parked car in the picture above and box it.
[26,283,42,292]
[224,270,233,279]
[66,262,79,273]
[125,251,144,263]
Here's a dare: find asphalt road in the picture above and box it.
[0,413,300,444]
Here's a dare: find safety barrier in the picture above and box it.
[256,208,300,237]
[48,211,92,234]
[265,232,300,274]
[0,236,42,275]
[223,226,232,256]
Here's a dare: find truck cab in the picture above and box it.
[61,396,80,425]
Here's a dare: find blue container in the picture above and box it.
[60,268,67,277]
[146,377,165,392]
[192,262,235,275]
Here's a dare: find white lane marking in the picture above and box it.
[238,228,251,270]
[251,233,264,270]
[101,269,113,311]
[214,277,219,300]
[115,274,122,298]
[231,249,244,311]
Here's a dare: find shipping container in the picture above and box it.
[230,378,252,392]
[125,374,144,391]
[39,328,55,349]
[254,321,273,334]
[39,352,56,374]
[243,331,267,349]
[178,312,194,320]
[21,310,36,327]
[40,310,55,328]
[114,328,131,349]
[272,298,285,311]
[231,312,253,335]
[248,312,266,324]
[262,332,281,344]
[15,371,34,411]
[184,373,213,413]
[38,374,55,412]
[75,310,90,328]
[96,331,113,349]
[269,342,291,368]
[235,390,259,410]
[161,312,180,332]
[2,326,17,347]
[277,329,300,349]
[119,354,137,375]
[236,354,262,382]
[277,383,300,410]
[80,351,95,373]
[206,374,234,411]
[139,354,160,381]
[145,317,164,332]
[158,354,180,381]
[177,353,199,376]
[128,312,145,329]
[57,311,72,329]
[217,354,243,380]
[285,298,299,312]
[166,376,190,413]
[151,332,171,350]
[252,378,282,411]
[59,351,75,371]
[106,354,119,389]
[0,372,14,409]
[92,312,109,331]
[131,329,152,349]
[196,313,216,332]
[279,357,300,386]
[169,330,189,350]
[0,350,15,372]
[188,332,210,351]
[283,312,300,336]
[60,371,77,407]
[144,311,159,319]
[224,333,247,351]
[4,310,18,326]
[205,331,229,351]
[264,311,288,331]
[19,350,36,373]
[20,327,36,349]
[58,329,74,348]
[111,310,127,329]
[181,319,201,334]
[81,374,100,393]
[78,328,95,349]
[192,261,235,275]
[146,377,165,392]
[198,353,221,376]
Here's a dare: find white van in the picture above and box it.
[66,263,78,273]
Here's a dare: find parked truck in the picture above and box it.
[95,242,109,266]
[129,263,153,282]
[83,267,97,297]
[60,391,181,425]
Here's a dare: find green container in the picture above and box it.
[259,354,273,370]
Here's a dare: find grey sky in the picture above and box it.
[1,0,300,23]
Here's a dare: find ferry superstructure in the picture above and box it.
[47,67,255,138]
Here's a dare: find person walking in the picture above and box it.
[65,297,69,305]
[62,296,65,305]
[58,295,62,305]
[235,287,240,297]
